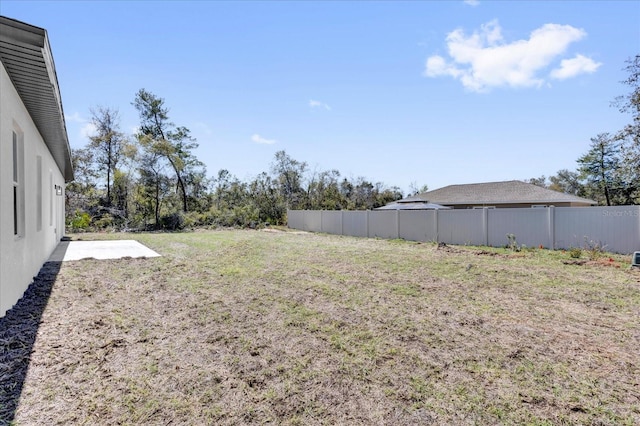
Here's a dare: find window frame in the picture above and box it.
[12,129,25,238]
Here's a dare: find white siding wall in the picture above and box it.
[1,62,65,317]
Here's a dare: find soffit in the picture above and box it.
[0,16,73,182]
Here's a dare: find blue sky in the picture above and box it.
[2,1,639,193]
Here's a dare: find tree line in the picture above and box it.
[66,89,404,231]
[526,56,639,206]
[68,56,638,231]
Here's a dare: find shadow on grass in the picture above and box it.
[0,241,68,424]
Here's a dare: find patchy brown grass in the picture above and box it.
[2,229,640,425]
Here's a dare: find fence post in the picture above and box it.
[483,208,489,246]
[396,210,400,239]
[637,206,640,251]
[366,210,370,238]
[435,209,439,243]
[549,206,555,249]
[341,210,344,236]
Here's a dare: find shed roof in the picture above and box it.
[402,180,596,206]
[375,202,450,210]
[0,16,73,181]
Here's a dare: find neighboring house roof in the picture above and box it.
[0,16,73,181]
[401,180,596,206]
[375,201,451,210]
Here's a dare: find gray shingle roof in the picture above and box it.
[402,180,596,206]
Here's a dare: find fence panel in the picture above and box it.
[488,208,550,249]
[287,210,304,230]
[321,211,343,235]
[399,210,437,242]
[303,210,323,233]
[288,207,640,254]
[438,210,485,245]
[343,211,368,238]
[554,206,640,253]
[368,211,399,239]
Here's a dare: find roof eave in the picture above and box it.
[0,16,74,182]
[432,200,596,206]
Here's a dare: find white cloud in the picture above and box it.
[424,20,599,92]
[550,54,602,79]
[64,112,97,139]
[251,134,276,145]
[193,121,213,136]
[464,0,480,6]
[65,112,85,123]
[309,99,331,111]
[80,122,97,139]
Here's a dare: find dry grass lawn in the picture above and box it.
[1,229,639,425]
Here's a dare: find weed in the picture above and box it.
[506,233,521,252]
[583,237,607,261]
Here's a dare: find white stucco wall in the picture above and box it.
[1,61,66,317]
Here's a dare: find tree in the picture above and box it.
[66,147,99,223]
[577,133,620,206]
[136,149,171,227]
[249,172,284,224]
[524,176,548,188]
[613,55,640,204]
[308,169,344,210]
[270,150,307,209]
[133,89,204,213]
[408,182,429,196]
[613,55,640,140]
[88,107,124,207]
[548,169,584,196]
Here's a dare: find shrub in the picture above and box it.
[93,213,115,230]
[68,210,91,232]
[568,247,582,259]
[160,212,185,231]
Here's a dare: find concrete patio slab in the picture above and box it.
[48,240,161,262]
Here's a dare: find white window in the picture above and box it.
[12,130,25,237]
[37,155,42,231]
[49,170,53,226]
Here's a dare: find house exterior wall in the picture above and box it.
[1,61,66,317]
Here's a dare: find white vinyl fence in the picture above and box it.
[287,206,640,254]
